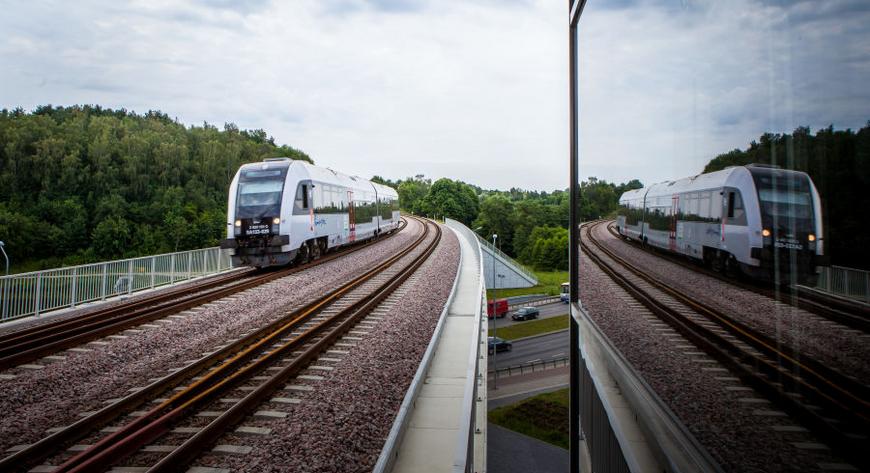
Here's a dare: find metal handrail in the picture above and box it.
[816,265,870,303]
[474,233,538,284]
[508,296,561,310]
[489,356,569,378]
[0,247,233,323]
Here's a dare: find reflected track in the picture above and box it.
[583,220,869,470]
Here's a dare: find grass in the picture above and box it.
[487,270,569,299]
[491,314,569,341]
[488,388,569,449]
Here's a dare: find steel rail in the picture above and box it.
[583,221,869,470]
[0,220,406,370]
[605,222,870,332]
[0,218,412,472]
[52,218,437,473]
[150,221,442,473]
[591,221,869,414]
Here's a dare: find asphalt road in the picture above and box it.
[487,424,568,473]
[488,302,569,328]
[489,330,569,368]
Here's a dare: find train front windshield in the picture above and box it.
[236,169,286,219]
[750,169,815,230]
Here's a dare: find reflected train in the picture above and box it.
[220,158,400,268]
[616,164,828,284]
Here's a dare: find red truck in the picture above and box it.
[486,299,509,319]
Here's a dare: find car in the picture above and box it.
[511,307,540,321]
[488,337,512,354]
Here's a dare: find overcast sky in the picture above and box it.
[2,0,868,190]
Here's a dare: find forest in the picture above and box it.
[374,174,641,272]
[0,105,311,272]
[4,105,861,274]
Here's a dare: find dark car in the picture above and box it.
[511,307,540,321]
[488,337,512,354]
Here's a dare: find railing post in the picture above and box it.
[1,278,8,320]
[127,259,134,295]
[150,257,156,289]
[101,263,107,300]
[34,273,42,317]
[71,267,78,308]
[170,254,176,285]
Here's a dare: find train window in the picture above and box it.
[727,192,735,218]
[301,184,308,209]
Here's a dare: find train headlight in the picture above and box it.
[234,219,242,227]
[762,228,771,237]
[808,234,816,242]
[273,217,281,225]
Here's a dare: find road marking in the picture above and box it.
[526,359,541,364]
[552,353,565,358]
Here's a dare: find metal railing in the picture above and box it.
[489,356,568,379]
[816,265,870,303]
[508,296,561,310]
[0,247,233,323]
[474,233,538,285]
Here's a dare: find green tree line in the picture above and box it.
[0,105,311,272]
[704,123,870,269]
[375,174,641,272]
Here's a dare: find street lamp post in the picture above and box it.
[491,233,498,390]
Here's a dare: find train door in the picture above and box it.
[669,195,679,251]
[347,190,356,242]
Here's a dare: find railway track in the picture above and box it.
[0,216,437,473]
[604,222,870,332]
[583,220,869,470]
[0,219,406,371]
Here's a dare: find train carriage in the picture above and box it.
[221,158,400,268]
[616,164,826,284]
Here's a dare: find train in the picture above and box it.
[615,164,828,284]
[220,158,400,268]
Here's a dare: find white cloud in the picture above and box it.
[0,0,866,190]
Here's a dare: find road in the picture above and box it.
[488,301,569,328]
[489,330,568,368]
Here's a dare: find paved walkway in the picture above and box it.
[487,424,568,473]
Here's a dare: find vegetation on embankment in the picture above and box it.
[489,388,569,449]
[487,271,568,300]
[491,314,569,341]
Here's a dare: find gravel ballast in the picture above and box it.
[191,223,460,472]
[0,219,426,454]
[580,222,854,472]
[593,222,870,383]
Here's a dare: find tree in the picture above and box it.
[397,176,431,215]
[420,178,479,225]
[474,194,515,256]
[520,226,569,271]
[92,216,132,258]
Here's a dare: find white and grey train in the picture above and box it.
[616,164,828,283]
[220,158,400,268]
